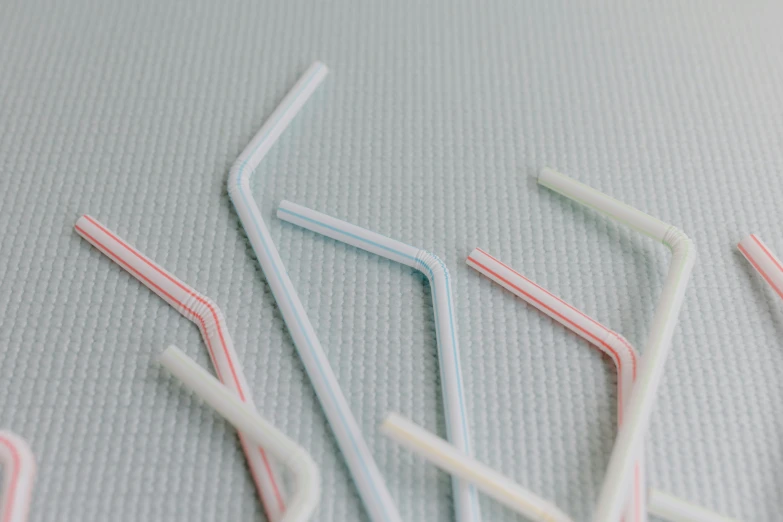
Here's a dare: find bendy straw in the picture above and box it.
[737,234,783,300]
[160,346,319,522]
[539,168,696,522]
[227,63,401,522]
[466,247,645,522]
[277,200,481,522]
[0,431,35,522]
[74,214,286,519]
[381,413,572,522]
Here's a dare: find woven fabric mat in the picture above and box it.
[1,0,781,519]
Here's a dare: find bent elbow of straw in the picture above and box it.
[539,168,696,521]
[415,250,451,284]
[159,346,320,522]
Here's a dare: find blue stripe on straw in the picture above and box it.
[231,64,395,521]
[278,205,480,521]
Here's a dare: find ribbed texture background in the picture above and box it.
[1,0,781,520]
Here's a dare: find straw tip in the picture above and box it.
[276,201,293,219]
[159,345,180,365]
[380,412,401,432]
[538,166,560,182]
[737,234,756,249]
[465,248,482,263]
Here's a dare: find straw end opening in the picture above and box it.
[159,345,181,367]
[538,166,562,185]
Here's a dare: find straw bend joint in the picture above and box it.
[537,167,696,522]
[662,226,693,256]
[415,250,450,283]
[181,293,224,328]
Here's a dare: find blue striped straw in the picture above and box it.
[277,200,482,522]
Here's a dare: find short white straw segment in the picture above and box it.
[227,64,401,522]
[737,234,783,301]
[381,413,572,522]
[160,346,320,522]
[466,247,646,522]
[0,431,35,522]
[648,490,740,522]
[539,168,696,522]
[74,215,287,519]
[278,200,481,522]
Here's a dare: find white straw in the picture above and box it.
[381,413,572,522]
[539,168,696,522]
[382,414,736,522]
[277,200,481,522]
[648,490,740,522]
[466,247,646,522]
[0,431,35,522]
[227,63,401,522]
[737,234,783,300]
[74,215,287,518]
[160,346,320,522]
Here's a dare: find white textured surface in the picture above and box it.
[0,0,781,520]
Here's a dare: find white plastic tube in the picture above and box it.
[539,168,696,522]
[381,413,572,522]
[160,346,319,522]
[466,247,646,522]
[648,490,740,522]
[382,414,734,522]
[0,432,35,522]
[227,63,401,522]
[74,215,287,519]
[277,200,481,522]
[737,234,783,300]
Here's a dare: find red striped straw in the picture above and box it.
[467,247,646,522]
[74,215,286,520]
[738,234,783,300]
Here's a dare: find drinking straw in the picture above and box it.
[380,413,573,522]
[647,490,740,522]
[382,414,738,522]
[539,168,696,522]
[276,200,481,522]
[465,247,645,522]
[160,346,319,522]
[737,234,783,300]
[0,431,35,522]
[227,63,401,522]
[74,215,286,519]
